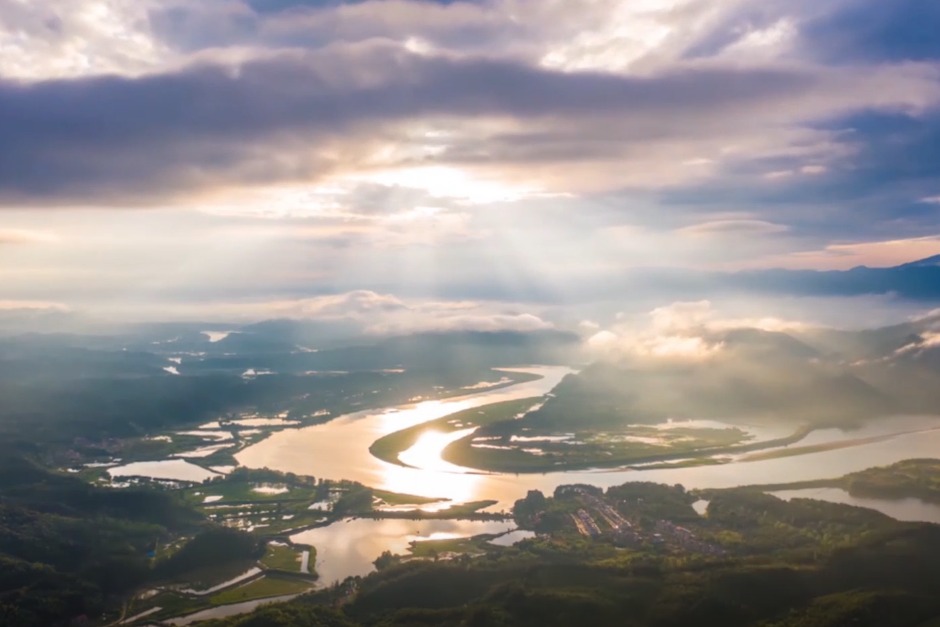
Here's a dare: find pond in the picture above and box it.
[108,460,219,483]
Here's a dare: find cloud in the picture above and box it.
[365,311,554,335]
[0,1,167,79]
[800,0,940,63]
[749,235,940,270]
[0,300,69,311]
[243,290,555,335]
[678,219,790,237]
[0,228,57,245]
[587,301,723,362]
[586,300,817,362]
[1,32,937,205]
[291,290,409,318]
[893,331,940,357]
[1,0,940,324]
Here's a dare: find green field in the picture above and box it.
[408,536,489,558]
[261,543,305,572]
[209,574,313,605]
[441,423,754,473]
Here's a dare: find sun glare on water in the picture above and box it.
[377,400,474,434]
[377,429,485,503]
[397,429,477,473]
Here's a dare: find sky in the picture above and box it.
[1,0,940,332]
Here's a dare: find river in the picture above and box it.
[236,366,940,511]
[165,366,940,620]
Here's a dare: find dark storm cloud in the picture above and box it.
[682,0,940,64]
[245,0,474,10]
[800,0,940,63]
[652,106,940,245]
[0,49,813,204]
[148,0,497,54]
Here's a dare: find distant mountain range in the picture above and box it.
[729,254,940,300]
[2,256,939,340]
[533,310,940,430]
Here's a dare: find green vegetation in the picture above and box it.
[441,422,755,473]
[844,459,940,503]
[0,453,202,626]
[408,536,486,559]
[0,333,542,466]
[202,475,940,627]
[261,544,305,572]
[154,527,263,579]
[737,459,940,505]
[209,574,313,606]
[6,318,940,626]
[370,390,808,474]
[369,398,542,466]
[191,467,323,505]
[200,604,357,627]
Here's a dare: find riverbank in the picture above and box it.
[729,459,940,504]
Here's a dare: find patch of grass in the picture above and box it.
[159,559,258,590]
[142,591,206,622]
[209,574,313,606]
[261,543,302,572]
[409,536,488,558]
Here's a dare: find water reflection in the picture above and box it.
[378,457,486,505]
[236,367,940,512]
[236,367,573,503]
[397,428,478,473]
[108,460,219,483]
[771,487,940,524]
[291,518,515,584]
[377,400,474,434]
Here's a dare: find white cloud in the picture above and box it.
[588,301,722,362]
[0,228,58,244]
[678,219,789,237]
[587,300,810,362]
[0,0,170,79]
[366,312,553,335]
[292,290,409,319]
[0,299,69,311]
[751,236,940,271]
[251,291,555,335]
